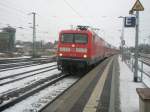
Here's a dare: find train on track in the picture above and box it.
[57,26,118,73]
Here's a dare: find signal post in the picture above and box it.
[129,0,144,82]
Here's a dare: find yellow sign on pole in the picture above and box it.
[132,0,144,11]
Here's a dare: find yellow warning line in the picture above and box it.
[83,58,113,112]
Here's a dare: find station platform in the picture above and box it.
[41,55,145,112]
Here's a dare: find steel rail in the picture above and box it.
[0,64,57,80]
[0,73,67,111]
[0,67,57,86]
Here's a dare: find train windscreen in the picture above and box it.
[61,34,73,43]
[61,34,88,44]
[74,34,87,44]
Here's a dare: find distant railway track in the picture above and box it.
[0,61,41,70]
[139,53,150,60]
[0,72,67,111]
[0,60,56,72]
[0,57,56,70]
[0,65,57,86]
[0,57,55,64]
[130,53,150,65]
[0,57,30,64]
[0,63,57,79]
[139,58,150,66]
[0,63,43,72]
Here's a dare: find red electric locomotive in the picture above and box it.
[57,26,115,73]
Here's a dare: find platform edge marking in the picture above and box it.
[83,58,114,112]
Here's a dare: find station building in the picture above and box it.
[0,26,16,52]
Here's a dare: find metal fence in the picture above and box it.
[124,54,150,87]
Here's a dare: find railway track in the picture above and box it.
[0,62,57,79]
[0,65,57,86]
[139,57,150,66]
[0,58,83,112]
[0,57,53,64]
[0,57,55,70]
[0,57,30,64]
[0,72,66,110]
[0,56,105,112]
[139,53,150,60]
[0,61,39,67]
[0,63,44,72]
[40,57,112,112]
[0,73,80,112]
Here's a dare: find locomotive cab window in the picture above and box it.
[74,34,88,44]
[61,34,73,43]
[61,33,88,44]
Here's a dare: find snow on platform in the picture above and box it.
[119,56,145,112]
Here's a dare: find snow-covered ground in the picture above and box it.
[119,56,145,112]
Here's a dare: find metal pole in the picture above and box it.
[122,18,125,61]
[119,16,125,61]
[32,12,36,57]
[132,59,134,72]
[33,12,36,57]
[141,62,143,82]
[121,18,125,41]
[134,11,139,82]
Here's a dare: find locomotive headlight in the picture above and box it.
[76,48,87,53]
[83,54,87,58]
[72,44,75,47]
[59,53,63,56]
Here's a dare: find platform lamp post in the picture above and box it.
[118,16,125,61]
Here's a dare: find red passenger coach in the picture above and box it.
[57,26,116,73]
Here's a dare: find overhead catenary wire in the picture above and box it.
[0,0,95,42]
[0,1,53,43]
[0,0,29,16]
[0,1,38,29]
[0,4,31,28]
[62,0,108,34]
[0,0,84,30]
[0,9,47,37]
[0,0,56,28]
[63,0,92,26]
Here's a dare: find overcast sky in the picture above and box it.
[0,0,149,47]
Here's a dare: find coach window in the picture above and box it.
[61,34,73,43]
[74,34,88,44]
